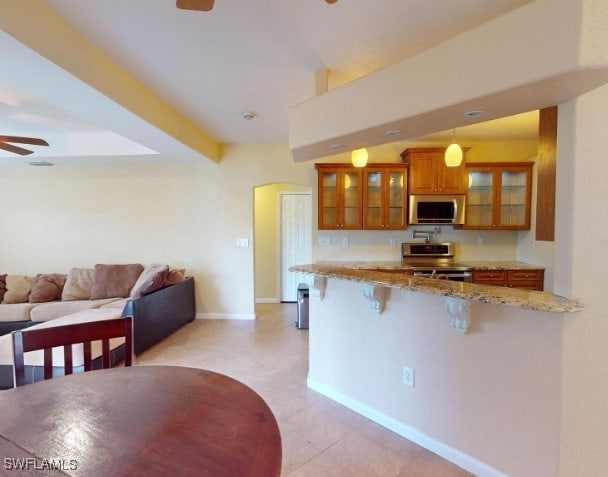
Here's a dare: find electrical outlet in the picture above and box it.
[342,236,349,246]
[318,236,331,246]
[402,366,415,387]
[477,235,485,246]
[389,237,397,246]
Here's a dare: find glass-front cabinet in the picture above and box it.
[316,164,363,229]
[465,162,534,230]
[363,165,408,229]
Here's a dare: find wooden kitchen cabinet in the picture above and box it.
[316,164,363,229]
[465,162,533,230]
[472,269,544,291]
[363,164,408,229]
[400,148,466,195]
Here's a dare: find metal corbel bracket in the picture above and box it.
[363,284,386,313]
[445,297,471,333]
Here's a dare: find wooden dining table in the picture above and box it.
[0,365,282,476]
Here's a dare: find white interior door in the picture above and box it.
[280,192,312,302]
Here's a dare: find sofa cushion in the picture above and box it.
[0,303,38,322]
[130,264,169,299]
[0,275,6,303]
[29,274,67,303]
[62,268,95,301]
[2,275,35,304]
[29,298,122,323]
[90,264,144,300]
[164,268,186,286]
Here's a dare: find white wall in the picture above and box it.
[308,279,561,477]
[0,144,315,319]
[554,83,608,477]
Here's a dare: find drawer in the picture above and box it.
[507,270,544,281]
[473,270,507,283]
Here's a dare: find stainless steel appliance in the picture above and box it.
[402,242,472,282]
[408,194,466,225]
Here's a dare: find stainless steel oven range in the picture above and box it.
[401,242,472,282]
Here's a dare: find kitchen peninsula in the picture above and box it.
[289,262,582,477]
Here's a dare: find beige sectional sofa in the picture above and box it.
[0,263,196,388]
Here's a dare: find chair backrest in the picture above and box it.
[11,316,133,387]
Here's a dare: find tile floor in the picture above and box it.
[138,303,474,477]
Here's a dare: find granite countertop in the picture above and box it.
[289,263,582,313]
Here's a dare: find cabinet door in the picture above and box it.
[498,168,531,229]
[317,166,362,229]
[466,169,495,228]
[507,270,544,290]
[342,170,362,229]
[438,161,466,194]
[386,168,407,229]
[408,153,438,194]
[363,166,407,229]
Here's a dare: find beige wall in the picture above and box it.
[0,144,315,319]
[555,83,608,477]
[254,182,310,302]
[308,279,561,477]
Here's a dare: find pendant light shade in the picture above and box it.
[444,129,463,167]
[351,148,368,168]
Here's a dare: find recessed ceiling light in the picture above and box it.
[26,161,54,167]
[385,129,402,137]
[242,111,256,120]
[329,143,344,149]
[464,109,485,117]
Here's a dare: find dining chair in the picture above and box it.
[11,316,133,387]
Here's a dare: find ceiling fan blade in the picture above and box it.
[0,135,49,146]
[0,142,34,156]
[176,0,215,11]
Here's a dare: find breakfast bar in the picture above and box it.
[289,261,582,477]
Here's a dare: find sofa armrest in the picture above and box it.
[122,277,195,355]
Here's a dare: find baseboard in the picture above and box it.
[195,313,256,320]
[255,298,280,304]
[307,378,508,477]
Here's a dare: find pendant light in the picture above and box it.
[444,129,463,167]
[351,148,368,168]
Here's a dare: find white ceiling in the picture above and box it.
[0,0,536,164]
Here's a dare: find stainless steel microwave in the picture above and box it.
[408,194,466,225]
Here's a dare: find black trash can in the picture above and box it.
[296,283,309,329]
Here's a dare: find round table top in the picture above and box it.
[0,365,282,477]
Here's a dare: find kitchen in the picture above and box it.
[305,109,553,290]
[286,109,580,476]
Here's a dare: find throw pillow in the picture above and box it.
[29,273,67,303]
[89,264,144,300]
[0,274,6,303]
[62,267,95,301]
[2,275,35,304]
[164,268,186,286]
[130,264,170,299]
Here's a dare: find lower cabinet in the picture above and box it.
[472,269,544,291]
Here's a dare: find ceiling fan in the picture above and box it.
[176,0,337,11]
[0,136,49,156]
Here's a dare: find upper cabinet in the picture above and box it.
[363,165,408,230]
[465,162,534,230]
[316,164,363,229]
[315,163,408,230]
[400,148,466,195]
